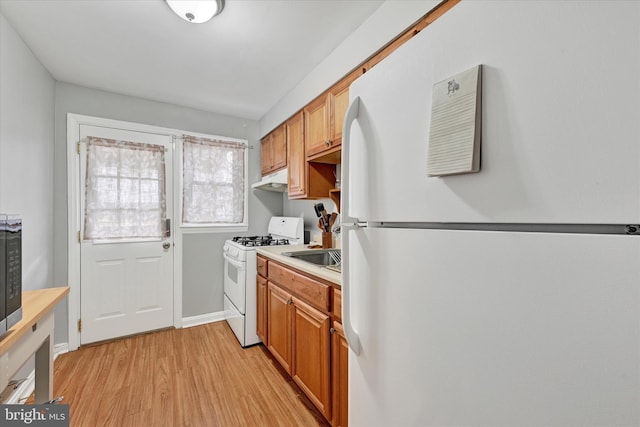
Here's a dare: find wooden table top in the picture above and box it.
[0,287,70,355]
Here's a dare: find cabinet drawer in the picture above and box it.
[268,262,330,312]
[332,288,342,322]
[257,255,268,277]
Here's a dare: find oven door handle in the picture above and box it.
[223,253,246,270]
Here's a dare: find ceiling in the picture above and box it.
[0,0,384,120]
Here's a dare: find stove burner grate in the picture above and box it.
[232,235,290,247]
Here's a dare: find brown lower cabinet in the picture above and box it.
[259,255,346,426]
[331,321,349,427]
[267,281,331,419]
[256,275,268,344]
[292,295,331,419]
[266,282,292,373]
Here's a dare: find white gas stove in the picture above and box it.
[222,217,303,347]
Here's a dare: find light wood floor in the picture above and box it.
[47,322,330,427]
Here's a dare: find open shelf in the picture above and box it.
[329,188,341,213]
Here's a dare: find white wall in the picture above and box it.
[0,13,55,291]
[259,0,440,136]
[0,11,56,388]
[283,197,337,244]
[53,83,283,342]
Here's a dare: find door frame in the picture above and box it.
[66,114,184,351]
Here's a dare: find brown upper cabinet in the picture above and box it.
[285,112,305,198]
[364,0,459,71]
[260,125,287,176]
[364,29,414,71]
[304,69,362,163]
[259,0,460,195]
[288,110,336,200]
[303,95,330,160]
[330,69,363,151]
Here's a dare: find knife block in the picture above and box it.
[322,231,332,249]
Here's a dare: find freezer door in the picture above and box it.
[344,0,640,224]
[347,228,639,426]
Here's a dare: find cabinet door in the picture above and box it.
[261,126,287,176]
[292,296,331,419]
[260,135,273,176]
[332,321,349,427]
[329,88,348,149]
[304,94,330,159]
[286,111,306,197]
[256,275,268,344]
[271,125,287,172]
[332,288,342,323]
[257,255,268,278]
[329,69,361,148]
[267,283,292,374]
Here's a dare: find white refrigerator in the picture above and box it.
[340,1,640,426]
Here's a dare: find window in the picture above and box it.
[83,137,167,240]
[182,135,246,225]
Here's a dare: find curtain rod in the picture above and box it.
[173,135,254,149]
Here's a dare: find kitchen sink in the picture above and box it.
[281,249,341,271]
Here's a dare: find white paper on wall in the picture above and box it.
[427,64,482,176]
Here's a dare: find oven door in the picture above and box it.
[223,253,247,314]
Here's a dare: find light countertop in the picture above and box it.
[256,244,341,286]
[1,286,70,354]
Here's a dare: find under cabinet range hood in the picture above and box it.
[252,168,288,192]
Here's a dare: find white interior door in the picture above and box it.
[79,125,173,345]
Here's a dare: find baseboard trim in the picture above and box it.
[2,343,69,404]
[54,342,69,358]
[182,311,225,328]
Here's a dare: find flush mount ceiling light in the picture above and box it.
[166,0,225,24]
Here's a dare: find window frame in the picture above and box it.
[82,137,168,242]
[178,131,249,233]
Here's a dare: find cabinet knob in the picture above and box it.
[330,327,336,335]
[287,298,293,305]
[325,140,331,146]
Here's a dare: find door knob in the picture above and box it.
[163,242,171,250]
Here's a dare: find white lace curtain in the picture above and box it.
[182,135,245,224]
[83,137,167,240]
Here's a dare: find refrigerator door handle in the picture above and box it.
[341,96,360,226]
[340,96,362,355]
[341,223,361,355]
